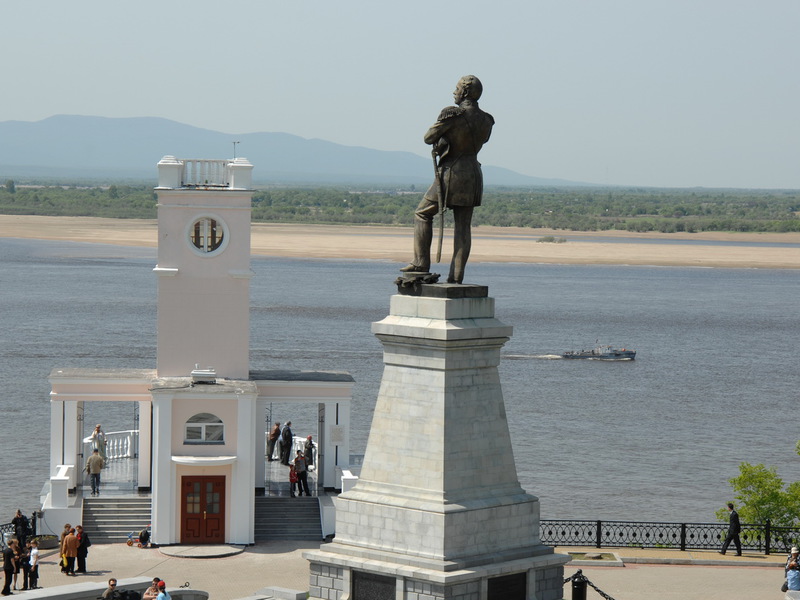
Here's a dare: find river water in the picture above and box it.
[1,237,798,524]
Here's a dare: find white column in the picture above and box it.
[232,392,257,544]
[137,401,152,489]
[63,401,81,490]
[255,398,267,492]
[49,399,65,478]
[322,400,350,489]
[151,394,174,545]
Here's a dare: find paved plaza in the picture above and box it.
[19,542,788,600]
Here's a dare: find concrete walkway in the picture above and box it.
[23,544,788,600]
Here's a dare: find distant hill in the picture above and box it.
[0,115,585,187]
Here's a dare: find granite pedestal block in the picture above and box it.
[305,285,569,599]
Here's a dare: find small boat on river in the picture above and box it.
[560,345,636,360]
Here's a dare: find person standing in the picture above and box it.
[280,421,293,465]
[11,512,28,548]
[288,464,298,498]
[91,424,107,461]
[62,528,78,576]
[719,502,742,556]
[26,541,38,590]
[75,525,91,573]
[400,75,494,284]
[58,523,71,573]
[304,435,315,469]
[294,450,310,497]
[1,539,15,596]
[85,448,105,496]
[267,422,280,462]
[17,543,29,591]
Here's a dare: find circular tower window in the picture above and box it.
[188,217,227,254]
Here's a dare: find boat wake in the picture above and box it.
[504,353,563,360]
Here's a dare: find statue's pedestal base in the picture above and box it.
[305,285,569,600]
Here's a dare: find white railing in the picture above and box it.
[265,433,317,468]
[181,159,230,187]
[83,429,139,461]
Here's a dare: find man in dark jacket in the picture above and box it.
[401,75,494,284]
[75,525,91,573]
[719,502,742,556]
[280,422,293,466]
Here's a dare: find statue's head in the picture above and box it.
[455,75,483,102]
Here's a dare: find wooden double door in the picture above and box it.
[181,476,225,544]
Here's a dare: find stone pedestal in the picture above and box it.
[305,285,569,600]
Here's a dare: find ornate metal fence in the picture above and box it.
[540,519,800,555]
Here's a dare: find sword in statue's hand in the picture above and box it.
[432,147,446,264]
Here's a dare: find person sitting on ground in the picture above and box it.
[156,580,170,600]
[143,577,161,600]
[103,578,123,600]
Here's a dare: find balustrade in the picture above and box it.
[83,429,138,461]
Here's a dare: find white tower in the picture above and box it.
[154,156,255,379]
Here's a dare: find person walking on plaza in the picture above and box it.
[75,525,91,573]
[85,448,105,496]
[280,421,293,465]
[719,502,742,556]
[294,450,310,497]
[267,422,280,461]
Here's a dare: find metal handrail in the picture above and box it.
[541,518,796,555]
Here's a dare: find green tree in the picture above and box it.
[717,462,800,527]
[4,179,15,194]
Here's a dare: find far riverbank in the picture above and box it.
[1,215,799,269]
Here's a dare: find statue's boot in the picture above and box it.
[400,217,432,272]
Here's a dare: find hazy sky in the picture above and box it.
[4,1,798,189]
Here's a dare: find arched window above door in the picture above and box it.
[184,413,224,444]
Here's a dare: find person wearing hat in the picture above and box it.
[786,548,800,592]
[156,579,171,600]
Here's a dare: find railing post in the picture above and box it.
[571,570,587,600]
[595,520,602,549]
[765,519,771,555]
[680,523,686,551]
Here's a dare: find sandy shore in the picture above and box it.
[1,214,799,269]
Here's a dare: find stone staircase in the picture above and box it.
[82,497,152,544]
[254,497,322,541]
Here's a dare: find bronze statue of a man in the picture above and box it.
[401,75,494,284]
